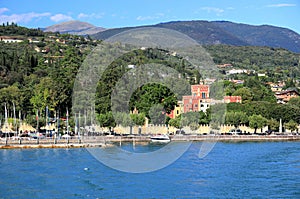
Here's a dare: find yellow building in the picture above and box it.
[167,101,183,119]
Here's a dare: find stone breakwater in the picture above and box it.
[1,135,300,149]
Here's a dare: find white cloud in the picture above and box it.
[0,11,51,24]
[136,16,154,21]
[0,7,9,14]
[267,3,296,7]
[77,12,104,19]
[136,13,164,21]
[50,14,72,22]
[0,8,74,25]
[201,7,224,16]
[226,7,235,10]
[78,13,89,18]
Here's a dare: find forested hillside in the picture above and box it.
[0,24,100,126]
[1,24,300,129]
[204,45,300,80]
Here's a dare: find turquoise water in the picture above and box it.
[0,142,299,198]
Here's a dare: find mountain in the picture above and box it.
[44,20,105,35]
[211,21,300,53]
[92,20,300,53]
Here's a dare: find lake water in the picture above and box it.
[0,142,299,198]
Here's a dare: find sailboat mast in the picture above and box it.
[4,103,7,124]
[36,109,39,132]
[78,112,81,137]
[57,110,60,137]
[84,109,86,131]
[66,108,69,135]
[74,113,77,136]
[4,103,8,134]
[13,102,16,136]
[46,106,49,136]
[19,110,21,129]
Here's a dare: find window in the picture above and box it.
[202,92,206,99]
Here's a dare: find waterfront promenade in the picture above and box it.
[1,134,300,149]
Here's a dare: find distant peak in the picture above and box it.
[44,20,105,35]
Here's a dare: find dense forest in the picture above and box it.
[1,24,300,132]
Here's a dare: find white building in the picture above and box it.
[0,37,23,43]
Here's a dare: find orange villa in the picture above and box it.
[167,83,242,119]
[224,96,242,103]
[275,89,299,103]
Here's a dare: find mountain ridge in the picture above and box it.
[92,20,300,53]
[44,20,105,35]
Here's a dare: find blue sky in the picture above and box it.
[0,0,299,33]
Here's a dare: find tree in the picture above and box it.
[0,85,21,109]
[122,114,134,127]
[113,112,133,127]
[189,122,199,131]
[250,86,276,102]
[267,118,279,132]
[209,81,225,100]
[96,112,116,127]
[225,111,248,128]
[199,110,210,124]
[130,113,146,126]
[168,112,205,130]
[130,83,177,118]
[249,114,268,134]
[288,97,300,107]
[283,78,296,90]
[148,104,166,125]
[30,77,58,113]
[284,120,298,132]
[168,117,181,129]
[209,103,226,126]
[181,112,200,127]
[232,87,253,103]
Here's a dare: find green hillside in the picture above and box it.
[1,24,300,129]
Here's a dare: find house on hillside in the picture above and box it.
[223,96,242,103]
[0,36,23,43]
[226,69,248,75]
[167,83,242,119]
[257,73,266,77]
[166,101,183,119]
[275,89,299,103]
[268,82,284,92]
[217,64,233,68]
[230,79,244,84]
[28,38,40,43]
[182,84,210,113]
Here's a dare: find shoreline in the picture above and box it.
[1,135,300,149]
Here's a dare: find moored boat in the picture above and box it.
[150,134,170,143]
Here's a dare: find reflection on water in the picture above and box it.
[116,141,168,153]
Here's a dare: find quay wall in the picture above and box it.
[113,124,267,135]
[1,135,300,149]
